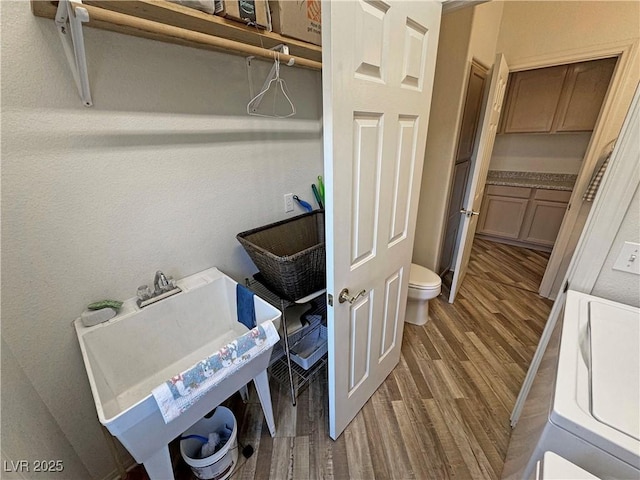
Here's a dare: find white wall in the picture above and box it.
[466,0,505,68]
[1,2,323,478]
[497,1,640,65]
[490,133,591,174]
[1,339,92,478]
[413,1,503,271]
[592,186,640,307]
[412,7,473,270]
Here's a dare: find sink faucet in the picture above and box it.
[154,271,170,293]
[137,270,182,308]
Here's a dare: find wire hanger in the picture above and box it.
[247,53,296,118]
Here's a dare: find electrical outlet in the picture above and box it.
[284,193,294,213]
[613,241,640,275]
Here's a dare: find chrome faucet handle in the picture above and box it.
[137,285,152,301]
[154,271,170,292]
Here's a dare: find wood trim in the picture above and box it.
[442,0,490,14]
[506,39,637,72]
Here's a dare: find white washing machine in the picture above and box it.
[531,452,600,480]
[502,291,640,479]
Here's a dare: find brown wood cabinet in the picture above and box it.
[500,57,616,134]
[476,186,530,239]
[552,58,617,132]
[477,185,571,250]
[501,65,568,133]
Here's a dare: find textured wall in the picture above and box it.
[466,0,505,68]
[412,7,475,270]
[497,1,640,64]
[490,133,591,174]
[1,339,92,478]
[413,1,504,271]
[1,1,322,478]
[592,186,640,307]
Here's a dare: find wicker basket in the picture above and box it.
[237,211,325,301]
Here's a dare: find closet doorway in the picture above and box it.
[440,55,619,301]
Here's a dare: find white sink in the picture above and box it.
[75,267,280,479]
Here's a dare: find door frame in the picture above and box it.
[514,39,640,298]
[432,39,639,297]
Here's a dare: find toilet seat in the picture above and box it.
[409,263,441,290]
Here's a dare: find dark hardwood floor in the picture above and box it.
[127,238,552,480]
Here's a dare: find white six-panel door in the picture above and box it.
[322,0,442,439]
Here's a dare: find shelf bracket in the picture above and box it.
[55,0,93,107]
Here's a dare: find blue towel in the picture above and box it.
[236,284,256,329]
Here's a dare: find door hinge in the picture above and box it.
[327,294,333,307]
[567,203,571,212]
[563,281,569,293]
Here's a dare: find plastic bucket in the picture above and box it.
[180,407,238,480]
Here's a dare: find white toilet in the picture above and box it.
[405,263,442,326]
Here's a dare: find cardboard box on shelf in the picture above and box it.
[269,0,321,46]
[166,0,223,15]
[220,0,271,30]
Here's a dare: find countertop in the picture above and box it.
[486,171,577,191]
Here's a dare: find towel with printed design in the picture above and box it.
[152,321,279,423]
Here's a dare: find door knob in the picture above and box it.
[338,288,367,304]
[460,209,479,217]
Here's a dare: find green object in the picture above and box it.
[312,184,324,209]
[317,175,325,203]
[88,300,123,311]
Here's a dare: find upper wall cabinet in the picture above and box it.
[499,57,617,134]
[552,58,617,132]
[501,64,568,133]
